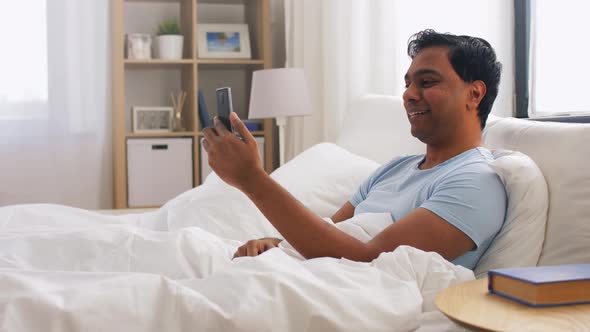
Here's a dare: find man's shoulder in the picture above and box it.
[444,147,496,171]
[435,148,504,185]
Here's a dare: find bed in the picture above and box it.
[1,94,588,331]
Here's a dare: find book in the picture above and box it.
[243,121,263,131]
[488,264,590,307]
[198,89,212,129]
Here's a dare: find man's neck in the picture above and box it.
[420,136,482,170]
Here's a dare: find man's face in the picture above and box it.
[402,46,471,145]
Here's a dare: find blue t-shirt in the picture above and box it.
[349,147,507,269]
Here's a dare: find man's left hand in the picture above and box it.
[201,112,264,191]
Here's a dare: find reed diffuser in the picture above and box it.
[170,90,187,132]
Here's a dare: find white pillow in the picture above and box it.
[473,149,548,278]
[483,117,590,266]
[271,143,380,217]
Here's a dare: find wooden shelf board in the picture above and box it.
[198,0,246,4]
[126,131,196,138]
[125,0,244,4]
[197,59,265,65]
[196,130,265,136]
[125,0,182,3]
[125,59,194,66]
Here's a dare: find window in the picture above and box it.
[528,1,590,117]
[0,1,48,120]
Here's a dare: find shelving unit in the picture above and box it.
[111,0,274,209]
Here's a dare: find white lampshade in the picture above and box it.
[248,68,312,119]
[248,68,313,166]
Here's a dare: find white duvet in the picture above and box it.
[0,144,474,331]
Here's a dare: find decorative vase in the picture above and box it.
[127,33,152,59]
[157,35,184,60]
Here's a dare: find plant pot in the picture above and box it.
[157,35,184,60]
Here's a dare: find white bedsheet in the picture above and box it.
[0,182,472,331]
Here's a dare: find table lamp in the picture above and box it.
[248,68,312,166]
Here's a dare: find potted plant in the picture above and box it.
[156,19,183,60]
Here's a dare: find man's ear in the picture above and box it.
[468,80,486,111]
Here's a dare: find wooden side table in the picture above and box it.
[435,277,590,331]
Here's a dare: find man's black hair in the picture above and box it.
[407,29,502,129]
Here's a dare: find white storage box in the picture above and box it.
[200,136,265,182]
[127,138,193,207]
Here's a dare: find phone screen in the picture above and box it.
[216,87,233,131]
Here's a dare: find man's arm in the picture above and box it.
[238,166,474,261]
[233,237,283,257]
[203,114,474,262]
[331,202,355,223]
[233,201,355,258]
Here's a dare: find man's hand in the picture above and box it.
[233,237,283,258]
[201,112,264,191]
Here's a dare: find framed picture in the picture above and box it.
[197,24,251,59]
[132,106,173,133]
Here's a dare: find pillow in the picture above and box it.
[483,117,590,266]
[270,143,380,217]
[473,149,548,278]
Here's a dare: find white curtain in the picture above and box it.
[284,0,514,161]
[0,0,112,209]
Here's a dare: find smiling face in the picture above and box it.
[403,46,475,146]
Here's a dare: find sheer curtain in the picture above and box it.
[284,0,514,161]
[0,0,112,209]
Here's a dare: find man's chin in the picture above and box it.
[410,129,430,144]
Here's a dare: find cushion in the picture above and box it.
[473,149,548,277]
[270,143,380,217]
[483,117,590,266]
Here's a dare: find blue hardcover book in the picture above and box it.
[488,264,590,307]
[198,90,212,129]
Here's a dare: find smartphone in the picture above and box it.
[215,87,234,132]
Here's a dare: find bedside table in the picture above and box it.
[435,277,590,331]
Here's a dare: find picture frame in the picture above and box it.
[132,106,173,133]
[197,24,251,59]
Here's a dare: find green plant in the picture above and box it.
[156,19,181,35]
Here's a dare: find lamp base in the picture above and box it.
[276,116,287,166]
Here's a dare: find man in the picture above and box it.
[202,29,506,269]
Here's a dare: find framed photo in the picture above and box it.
[132,106,173,133]
[197,24,251,59]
